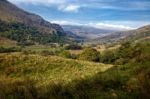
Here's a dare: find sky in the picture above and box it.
[8,0,150,30]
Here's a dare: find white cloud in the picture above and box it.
[8,0,80,13]
[60,5,80,12]
[91,23,135,30]
[48,0,66,5]
[8,0,150,13]
[8,0,150,11]
[8,0,64,4]
[50,20,150,30]
[51,20,82,25]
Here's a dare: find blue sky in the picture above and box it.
[8,0,150,30]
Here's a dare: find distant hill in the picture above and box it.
[0,0,74,45]
[62,25,117,39]
[89,25,150,44]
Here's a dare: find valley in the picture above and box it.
[0,0,150,99]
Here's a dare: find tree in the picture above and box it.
[100,50,117,64]
[79,48,100,62]
[59,50,72,58]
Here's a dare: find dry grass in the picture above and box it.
[0,37,16,46]
[0,53,113,85]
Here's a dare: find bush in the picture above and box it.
[79,48,100,62]
[99,42,149,65]
[0,78,38,99]
[65,44,82,50]
[59,50,72,58]
[40,50,55,56]
[100,50,117,64]
[22,50,36,55]
[138,68,150,99]
[0,46,21,53]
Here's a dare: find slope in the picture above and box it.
[0,53,113,84]
[0,0,65,35]
[90,25,150,44]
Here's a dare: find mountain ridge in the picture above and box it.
[88,24,150,44]
[62,25,117,39]
[0,0,65,35]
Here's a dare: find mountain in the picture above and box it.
[62,25,117,39]
[89,25,150,44]
[0,0,66,35]
[0,0,71,45]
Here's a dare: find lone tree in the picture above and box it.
[59,50,72,58]
[79,48,100,62]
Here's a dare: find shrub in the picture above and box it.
[59,50,72,58]
[0,78,38,99]
[0,46,21,53]
[79,48,100,62]
[65,44,82,50]
[40,50,55,56]
[22,50,36,55]
[100,50,117,64]
[138,68,150,99]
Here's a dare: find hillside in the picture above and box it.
[0,0,65,35]
[0,20,69,45]
[0,0,73,45]
[89,25,150,44]
[62,25,116,39]
[0,53,112,84]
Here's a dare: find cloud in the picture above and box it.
[82,1,150,11]
[8,0,80,12]
[51,20,82,25]
[91,23,135,30]
[8,0,61,5]
[59,5,80,12]
[51,20,140,30]
[51,20,150,30]
[8,0,150,12]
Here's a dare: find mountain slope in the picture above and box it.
[0,0,73,44]
[0,20,69,45]
[90,25,150,44]
[0,0,65,35]
[62,25,117,39]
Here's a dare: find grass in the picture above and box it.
[0,53,115,99]
[23,45,57,52]
[1,60,149,99]
[0,41,149,99]
[0,53,112,85]
[0,37,17,46]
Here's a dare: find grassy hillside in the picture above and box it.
[0,53,112,84]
